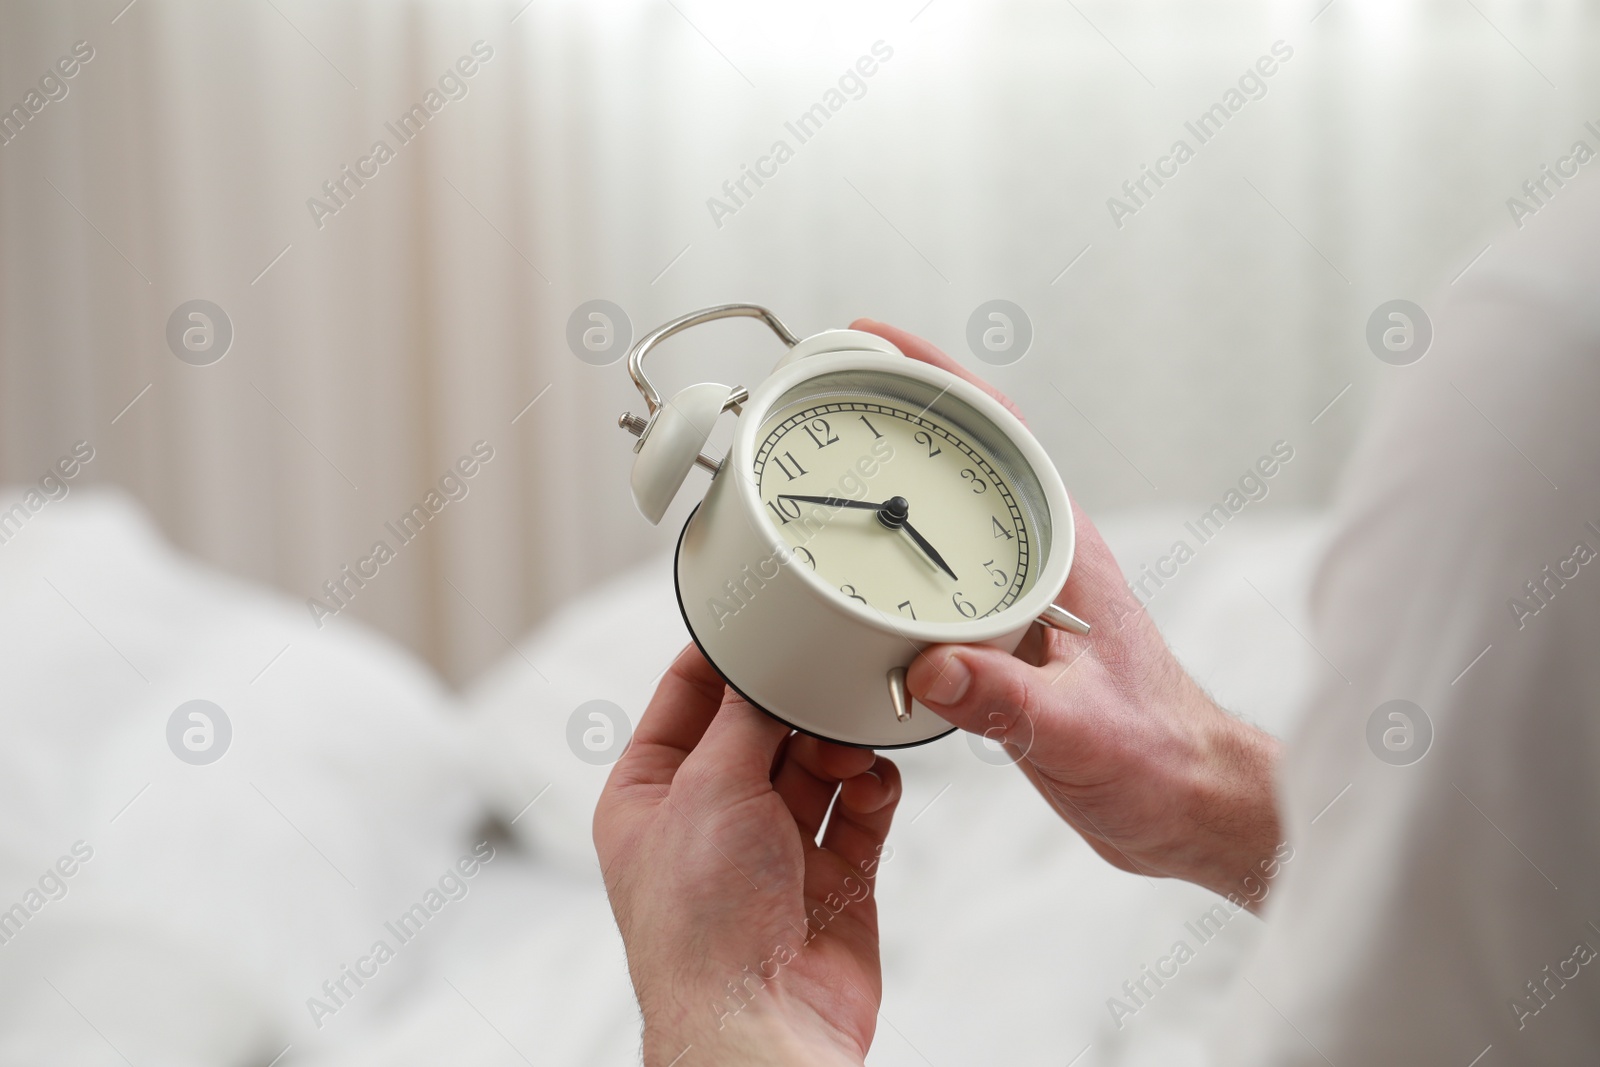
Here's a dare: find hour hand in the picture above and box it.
[777,494,880,511]
[874,496,959,582]
[900,520,959,582]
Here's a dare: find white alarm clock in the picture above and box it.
[618,304,1088,749]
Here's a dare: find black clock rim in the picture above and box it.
[671,504,957,752]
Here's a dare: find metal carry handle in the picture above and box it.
[626,303,800,415]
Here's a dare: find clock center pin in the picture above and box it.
[875,495,910,531]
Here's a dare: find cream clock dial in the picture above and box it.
[753,397,1037,626]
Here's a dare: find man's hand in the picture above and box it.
[594,645,902,1066]
[853,319,1284,908]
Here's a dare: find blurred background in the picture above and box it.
[3,1,1598,1064]
[5,0,1591,683]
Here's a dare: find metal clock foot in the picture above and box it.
[888,666,911,722]
[1039,603,1091,635]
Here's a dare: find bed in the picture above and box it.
[0,488,1322,1065]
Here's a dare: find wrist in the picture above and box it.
[642,993,864,1067]
[1177,701,1284,909]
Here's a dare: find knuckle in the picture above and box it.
[993,668,1036,726]
[976,665,1045,754]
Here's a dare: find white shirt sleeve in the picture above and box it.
[1216,178,1600,1064]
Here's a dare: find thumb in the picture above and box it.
[906,643,1048,749]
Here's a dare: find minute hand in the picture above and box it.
[900,520,959,582]
[776,494,880,511]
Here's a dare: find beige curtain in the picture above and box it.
[3,0,1594,683]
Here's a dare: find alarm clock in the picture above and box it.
[618,304,1088,749]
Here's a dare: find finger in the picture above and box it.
[836,760,898,816]
[771,734,878,841]
[850,319,1027,424]
[677,688,793,794]
[609,645,727,789]
[820,756,902,881]
[1014,620,1051,667]
[629,644,726,753]
[905,642,1056,751]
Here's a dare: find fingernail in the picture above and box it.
[850,770,891,812]
[919,650,971,705]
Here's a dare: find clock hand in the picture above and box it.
[778,493,959,581]
[777,494,880,511]
[872,496,960,582]
[899,519,959,582]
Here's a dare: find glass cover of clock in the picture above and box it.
[751,369,1052,625]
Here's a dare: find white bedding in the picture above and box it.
[0,490,1323,1065]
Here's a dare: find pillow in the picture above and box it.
[462,554,689,876]
[0,489,485,1065]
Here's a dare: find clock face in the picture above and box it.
[752,392,1041,625]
